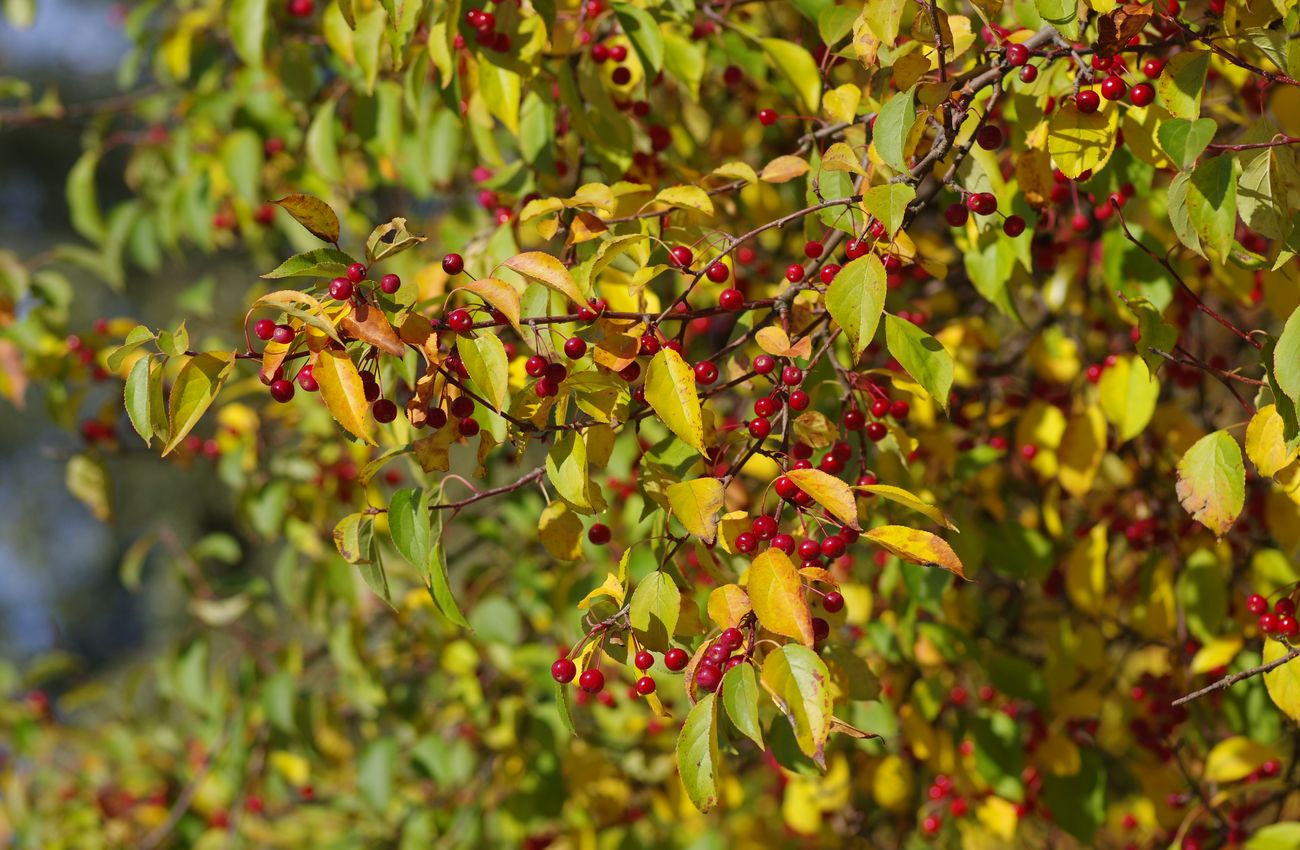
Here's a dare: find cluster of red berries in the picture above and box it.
[551,645,690,697]
[464,8,511,53]
[1247,593,1299,639]
[919,774,968,836]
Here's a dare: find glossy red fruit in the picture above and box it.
[693,361,718,384]
[380,274,401,294]
[781,365,803,386]
[866,422,887,441]
[578,669,605,693]
[1278,616,1298,638]
[1076,89,1101,113]
[1003,215,1026,237]
[944,203,969,226]
[442,253,464,275]
[804,241,824,258]
[977,125,1004,150]
[458,417,480,437]
[1260,613,1279,633]
[812,617,830,642]
[1142,58,1164,78]
[822,591,844,613]
[753,354,776,374]
[639,334,660,355]
[664,648,689,671]
[634,650,654,670]
[820,263,841,284]
[845,408,866,431]
[1019,64,1038,83]
[525,356,548,378]
[1006,43,1029,66]
[1276,598,1296,617]
[820,536,846,558]
[788,390,810,411]
[748,417,772,439]
[1130,82,1155,107]
[785,263,805,283]
[551,658,577,683]
[619,362,641,382]
[774,475,799,501]
[346,262,367,283]
[297,365,318,392]
[735,531,758,553]
[564,337,587,359]
[870,398,890,418]
[447,309,474,333]
[707,262,730,283]
[719,288,744,310]
[720,628,744,649]
[588,523,611,545]
[695,664,722,691]
[1101,75,1127,101]
[450,396,475,419]
[635,676,656,695]
[890,400,910,419]
[758,108,778,126]
[609,44,627,62]
[754,396,776,417]
[1247,594,1268,615]
[669,245,693,268]
[270,379,295,403]
[845,239,870,259]
[254,319,276,340]
[967,192,998,215]
[329,277,354,300]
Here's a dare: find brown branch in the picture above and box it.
[432,466,546,512]
[1172,645,1300,706]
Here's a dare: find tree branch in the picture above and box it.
[1172,645,1300,707]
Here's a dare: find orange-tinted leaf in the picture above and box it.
[314,347,376,445]
[273,194,339,244]
[864,525,967,579]
[746,548,814,645]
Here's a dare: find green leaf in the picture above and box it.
[613,3,664,73]
[546,431,594,513]
[124,356,154,446]
[333,512,375,563]
[862,0,905,44]
[1157,117,1217,171]
[760,645,832,767]
[662,30,705,99]
[261,247,357,279]
[862,183,915,237]
[357,737,396,811]
[884,314,954,410]
[1035,0,1078,39]
[1247,823,1300,850]
[1130,296,1180,375]
[162,352,235,456]
[388,488,432,568]
[676,692,720,813]
[721,663,764,747]
[229,0,268,67]
[306,98,342,183]
[354,6,387,93]
[1187,154,1237,260]
[629,571,681,652]
[1167,171,1203,255]
[1097,355,1159,443]
[1157,50,1210,120]
[970,710,1025,799]
[761,38,821,112]
[874,86,916,173]
[1175,430,1245,538]
[645,347,705,453]
[826,253,886,362]
[1273,306,1300,407]
[1238,147,1300,241]
[66,149,104,243]
[273,194,340,244]
[555,680,577,736]
[456,333,509,411]
[479,58,522,136]
[426,510,470,628]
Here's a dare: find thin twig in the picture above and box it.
[1172,645,1300,706]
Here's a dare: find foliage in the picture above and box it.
[4,0,1300,847]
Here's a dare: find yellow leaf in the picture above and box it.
[458,277,522,335]
[1065,524,1107,616]
[577,572,626,610]
[645,347,705,452]
[854,483,956,529]
[313,348,376,445]
[503,251,586,305]
[976,795,1019,840]
[1263,638,1300,723]
[711,161,758,184]
[666,477,726,542]
[823,84,861,124]
[652,185,714,216]
[760,155,810,183]
[1204,736,1279,784]
[786,468,861,530]
[755,325,813,359]
[871,754,914,813]
[745,548,814,645]
[707,584,752,629]
[1047,100,1119,180]
[864,525,966,579]
[820,142,866,176]
[269,751,310,786]
[1098,355,1159,443]
[1057,405,1106,497]
[1190,635,1242,675]
[1247,404,1298,478]
[539,501,583,560]
[161,352,236,456]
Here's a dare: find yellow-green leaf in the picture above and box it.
[1098,355,1159,443]
[66,453,111,521]
[1263,639,1300,724]
[539,501,583,560]
[863,182,915,237]
[761,38,821,112]
[884,313,953,410]
[456,333,509,411]
[1047,102,1118,180]
[162,352,235,456]
[854,483,955,529]
[645,347,705,453]
[707,584,752,629]
[314,348,376,446]
[629,571,681,652]
[722,663,764,748]
[820,142,866,176]
[666,477,726,543]
[746,549,814,646]
[826,253,886,361]
[676,692,720,812]
[761,644,832,766]
[1176,430,1244,538]
[503,251,586,306]
[1157,50,1210,120]
[864,525,966,579]
[653,185,714,216]
[1205,736,1280,784]
[546,431,593,512]
[459,277,522,335]
[1057,405,1106,497]
[1247,404,1298,478]
[786,468,860,530]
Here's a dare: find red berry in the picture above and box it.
[822,591,844,613]
[526,356,548,378]
[664,648,689,671]
[635,676,656,695]
[748,417,772,439]
[812,617,830,642]
[890,400,910,420]
[1130,82,1155,107]
[695,664,722,691]
[1247,594,1268,615]
[719,288,743,310]
[845,409,866,430]
[1260,613,1279,633]
[609,44,627,62]
[591,43,609,62]
[447,309,474,333]
[758,108,778,126]
[380,274,401,294]
[846,239,869,259]
[781,365,803,386]
[458,417,480,437]
[329,277,354,300]
[1076,90,1101,113]
[1143,58,1164,78]
[752,515,778,539]
[694,361,718,384]
[820,535,846,558]
[287,0,315,17]
[373,398,398,423]
[785,263,805,283]
[944,203,969,227]
[804,241,824,258]
[1006,43,1029,66]
[578,669,605,693]
[1276,598,1296,617]
[634,650,654,670]
[297,365,318,392]
[588,523,611,545]
[639,334,660,355]
[707,262,731,283]
[611,67,631,85]
[967,192,998,215]
[270,379,295,403]
[788,390,810,411]
[535,378,558,398]
[753,354,776,375]
[735,532,758,553]
[1280,616,1299,637]
[1003,215,1026,237]
[442,253,464,275]
[977,125,1004,150]
[564,337,587,359]
[619,363,641,382]
[346,262,367,283]
[774,476,799,501]
[254,319,276,341]
[866,422,887,441]
[720,628,743,649]
[552,658,577,683]
[669,245,693,268]
[1019,64,1038,83]
[1021,443,1039,460]
[1101,75,1127,101]
[820,264,841,284]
